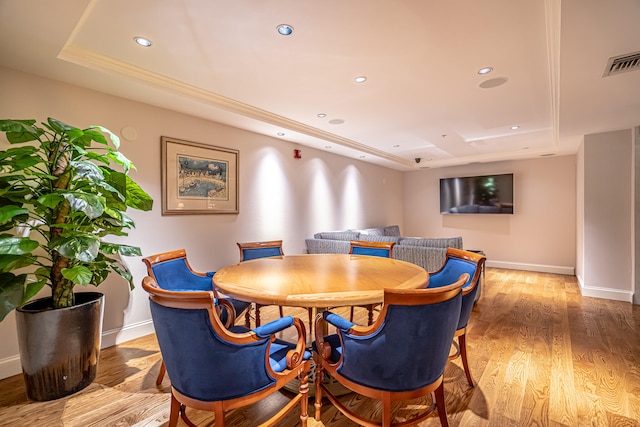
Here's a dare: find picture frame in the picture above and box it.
[161,136,239,215]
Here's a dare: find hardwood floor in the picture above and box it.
[1,268,639,426]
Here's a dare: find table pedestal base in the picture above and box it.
[285,360,352,397]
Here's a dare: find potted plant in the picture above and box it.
[0,118,153,401]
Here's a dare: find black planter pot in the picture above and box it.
[15,292,105,401]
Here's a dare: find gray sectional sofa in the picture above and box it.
[304,225,463,272]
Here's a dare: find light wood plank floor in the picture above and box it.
[1,268,639,426]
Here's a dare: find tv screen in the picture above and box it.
[440,173,514,214]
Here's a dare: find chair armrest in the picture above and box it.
[216,298,236,328]
[253,315,295,338]
[252,316,307,370]
[314,311,355,361]
[323,311,355,332]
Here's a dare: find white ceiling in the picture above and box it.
[1,0,639,171]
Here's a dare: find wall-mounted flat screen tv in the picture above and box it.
[440,173,514,214]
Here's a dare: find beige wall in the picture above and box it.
[403,156,577,273]
[578,129,634,301]
[0,67,404,378]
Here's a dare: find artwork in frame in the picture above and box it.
[161,136,239,215]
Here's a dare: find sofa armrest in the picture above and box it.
[392,246,447,272]
[305,238,351,254]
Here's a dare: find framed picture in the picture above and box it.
[161,136,239,215]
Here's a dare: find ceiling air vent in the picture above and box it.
[603,51,640,77]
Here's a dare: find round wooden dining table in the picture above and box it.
[213,253,429,314]
[214,253,429,396]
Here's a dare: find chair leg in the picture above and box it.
[156,360,166,385]
[459,333,475,387]
[382,394,392,427]
[244,306,252,328]
[299,368,309,427]
[367,304,374,325]
[255,303,262,327]
[168,393,180,427]
[433,384,450,427]
[314,359,324,420]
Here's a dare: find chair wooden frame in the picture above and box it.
[141,249,247,385]
[237,240,314,333]
[348,240,397,325]
[429,247,486,387]
[313,276,468,427]
[143,277,311,427]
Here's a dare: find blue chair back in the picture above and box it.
[237,240,284,261]
[428,248,485,330]
[149,298,274,401]
[241,247,283,261]
[335,283,463,392]
[349,240,395,258]
[150,258,212,291]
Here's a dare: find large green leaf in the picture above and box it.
[0,254,37,272]
[51,235,100,262]
[0,236,39,255]
[100,242,142,256]
[38,193,64,209]
[71,160,104,182]
[0,273,29,321]
[0,145,38,161]
[61,265,93,285]
[0,206,29,225]
[125,175,153,211]
[0,273,45,321]
[92,126,119,149]
[0,120,41,144]
[63,192,104,219]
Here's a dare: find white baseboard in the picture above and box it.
[0,354,22,381]
[486,260,575,276]
[101,319,155,348]
[576,274,634,302]
[0,320,156,381]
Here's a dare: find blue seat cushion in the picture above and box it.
[312,334,342,363]
[269,339,312,372]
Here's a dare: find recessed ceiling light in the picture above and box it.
[511,125,520,130]
[277,132,285,136]
[276,24,293,36]
[478,67,493,75]
[393,144,400,148]
[317,113,327,118]
[354,76,367,83]
[325,146,332,149]
[134,37,152,47]
[328,119,345,125]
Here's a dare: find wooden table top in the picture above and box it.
[213,254,429,308]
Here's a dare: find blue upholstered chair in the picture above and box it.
[348,239,396,325]
[142,276,311,427]
[237,240,313,332]
[427,247,486,387]
[313,276,468,427]
[142,249,251,384]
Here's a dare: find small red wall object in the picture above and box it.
[294,149,302,159]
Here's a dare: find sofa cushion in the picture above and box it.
[314,231,360,241]
[358,227,385,236]
[398,237,463,249]
[357,235,400,244]
[384,225,401,236]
